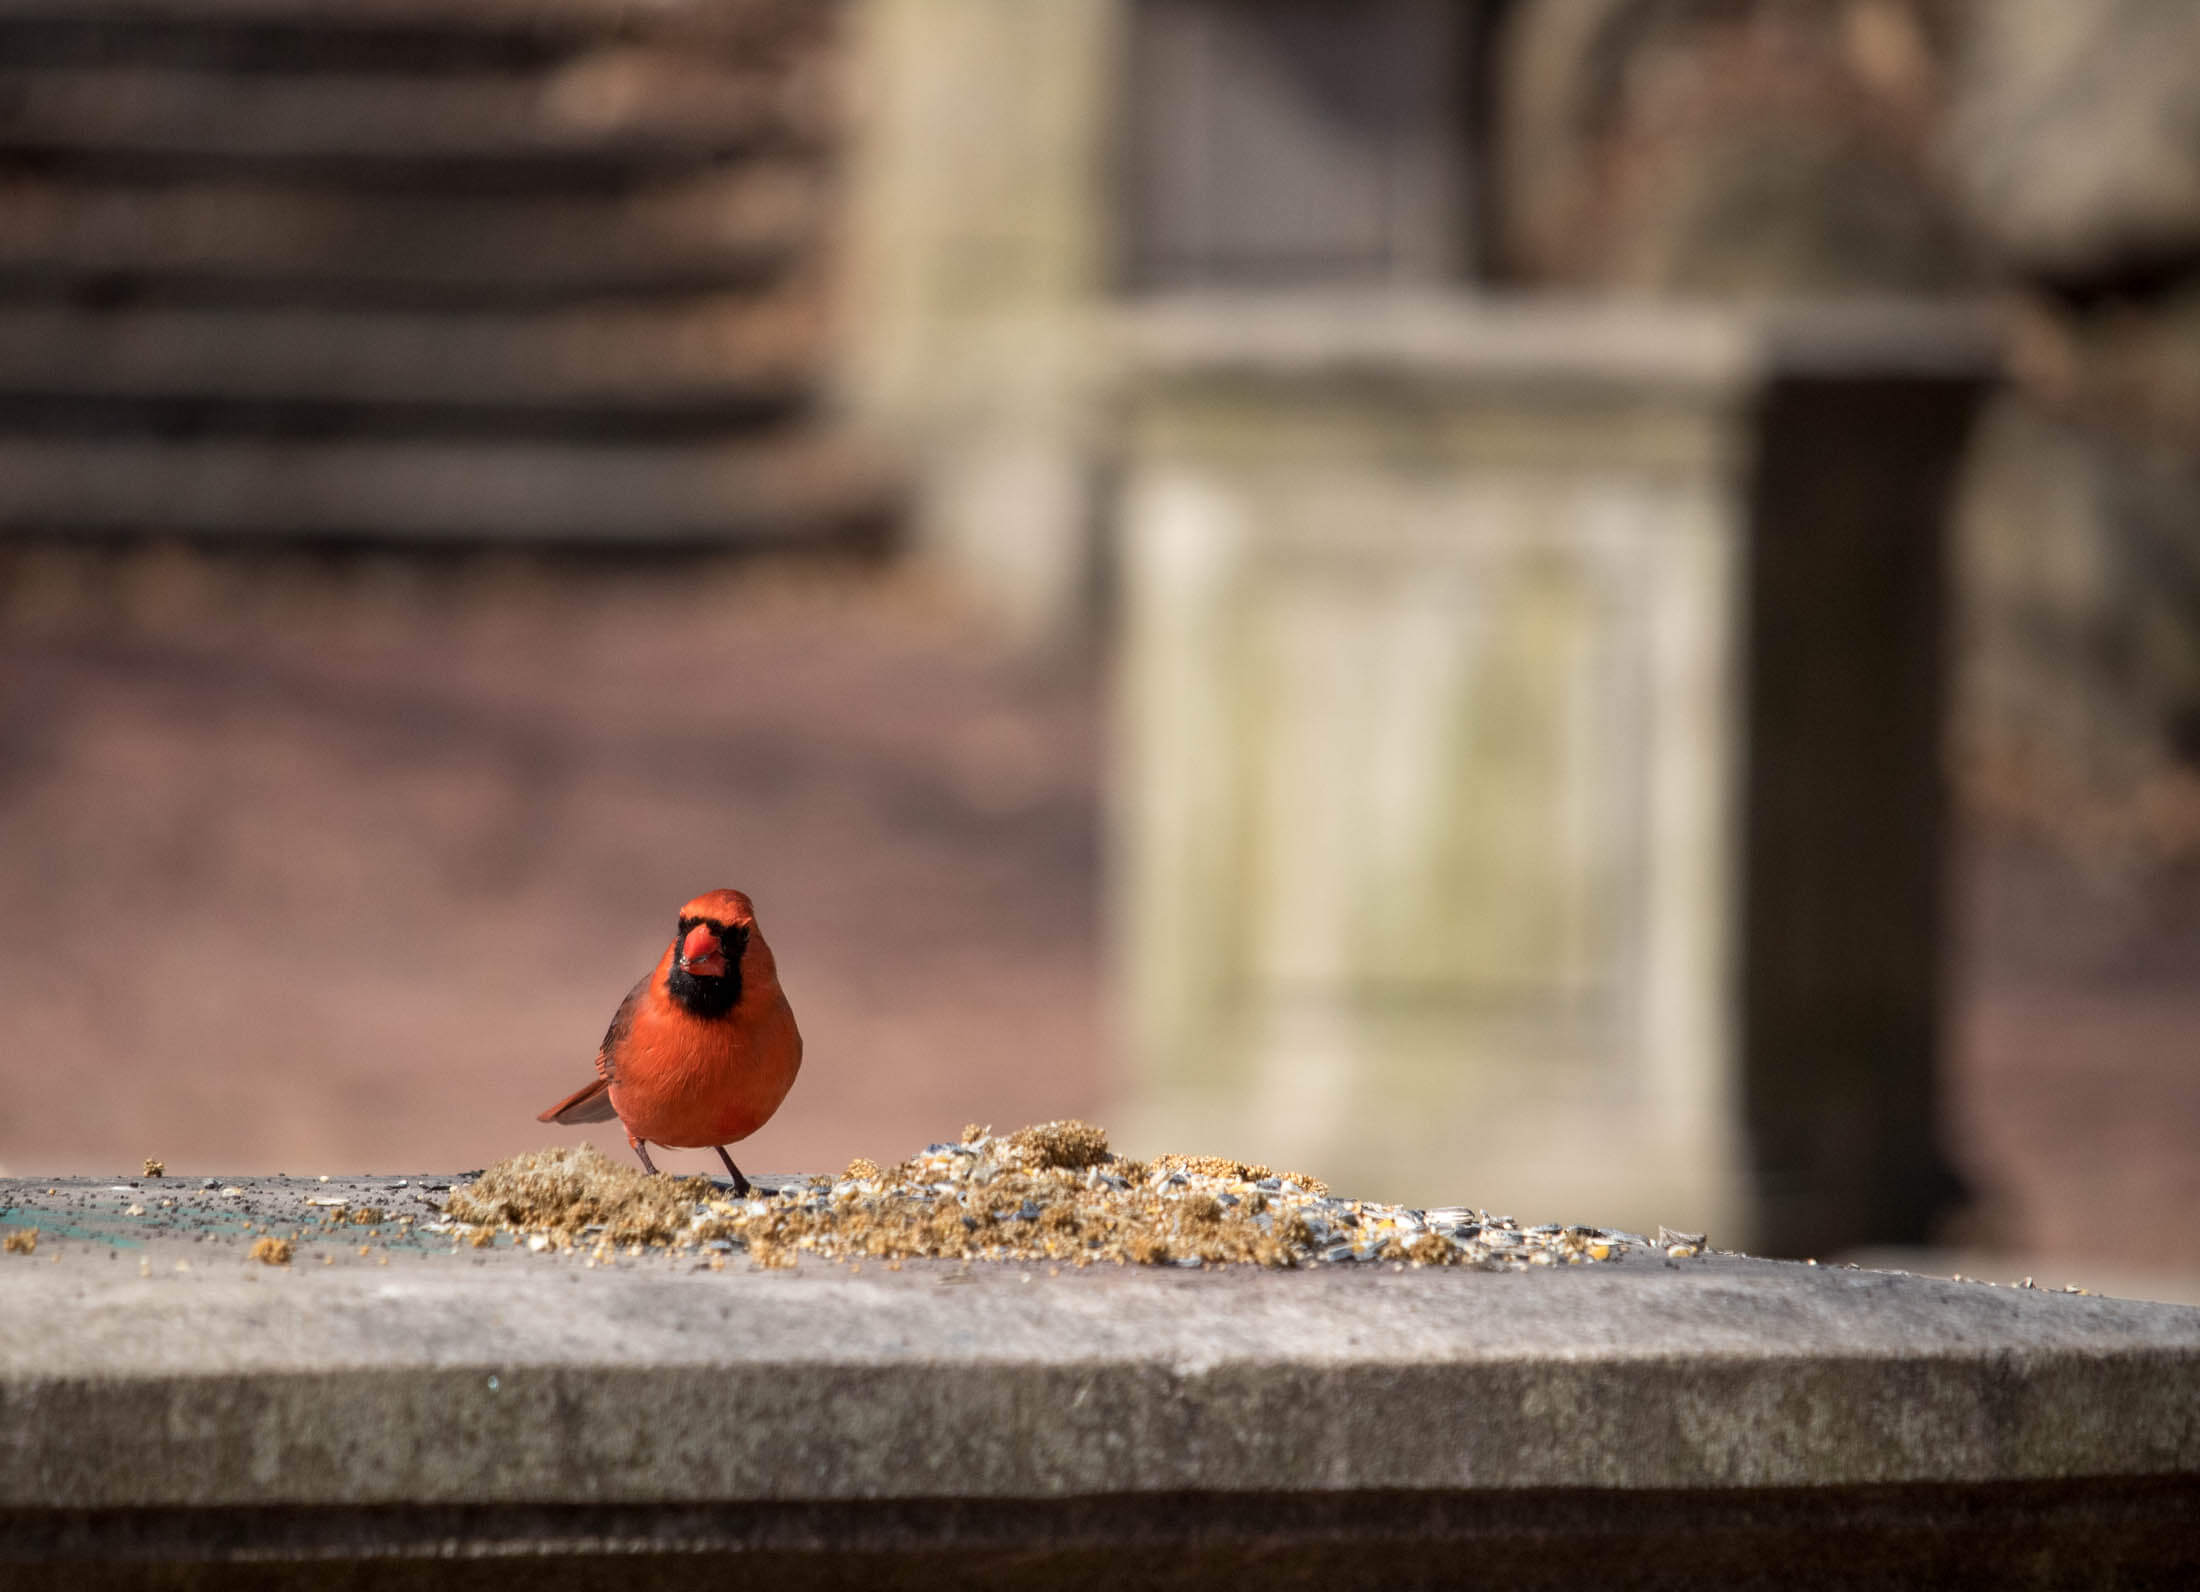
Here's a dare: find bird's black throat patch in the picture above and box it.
[667,919,748,1019]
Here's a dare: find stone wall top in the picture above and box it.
[2,1173,2196,1511]
[1115,294,2005,396]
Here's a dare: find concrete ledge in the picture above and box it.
[5,1176,2198,1587]
[7,1259,2200,1505]
[1116,292,2005,394]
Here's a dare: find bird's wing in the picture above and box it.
[537,1077,618,1124]
[593,979,646,1084]
[534,978,648,1125]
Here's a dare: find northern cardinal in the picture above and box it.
[538,888,802,1195]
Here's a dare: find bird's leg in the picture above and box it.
[713,1146,751,1198]
[628,1136,660,1176]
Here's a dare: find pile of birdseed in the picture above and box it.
[440,1122,1688,1270]
[443,1146,711,1247]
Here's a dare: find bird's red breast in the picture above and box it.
[538,888,802,1150]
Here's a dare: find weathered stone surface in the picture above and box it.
[3,1240,2197,1507]
[4,1171,2197,1586]
[1112,296,1994,1256]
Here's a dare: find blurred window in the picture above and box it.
[1124,0,1480,288]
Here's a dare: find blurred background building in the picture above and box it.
[1,0,2196,1288]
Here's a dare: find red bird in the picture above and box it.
[538,888,802,1195]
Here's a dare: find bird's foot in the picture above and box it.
[713,1145,751,1198]
[628,1138,660,1177]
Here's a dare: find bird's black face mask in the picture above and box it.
[668,918,748,1018]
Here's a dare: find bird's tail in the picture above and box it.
[538,1078,619,1125]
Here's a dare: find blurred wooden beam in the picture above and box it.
[0,296,826,409]
[0,0,889,551]
[0,0,835,45]
[0,62,834,170]
[0,434,898,544]
[0,171,820,301]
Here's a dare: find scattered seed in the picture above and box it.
[431,1124,1677,1274]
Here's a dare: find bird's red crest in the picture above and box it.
[679,888,756,927]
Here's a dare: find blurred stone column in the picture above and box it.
[1114,295,1992,1252]
[837,0,1125,642]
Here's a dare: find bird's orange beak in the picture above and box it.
[678,923,729,978]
